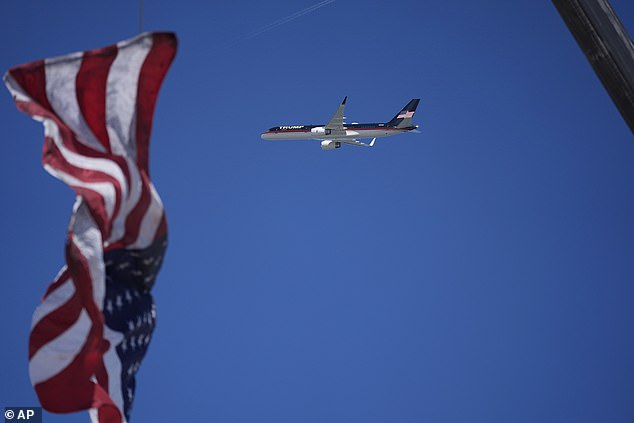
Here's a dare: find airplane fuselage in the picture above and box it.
[261,97,420,149]
[261,123,417,141]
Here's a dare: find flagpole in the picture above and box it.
[139,0,144,33]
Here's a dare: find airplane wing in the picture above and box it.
[337,138,376,147]
[325,96,347,136]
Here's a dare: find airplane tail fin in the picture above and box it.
[386,99,420,128]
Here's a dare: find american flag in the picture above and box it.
[397,110,415,119]
[3,32,177,423]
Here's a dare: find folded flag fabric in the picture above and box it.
[3,32,177,423]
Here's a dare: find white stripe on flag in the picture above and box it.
[29,309,92,385]
[44,56,107,153]
[31,278,75,329]
[104,38,153,245]
[43,165,117,220]
[97,326,127,423]
[106,36,153,159]
[70,200,106,308]
[3,72,34,104]
[130,182,164,249]
[106,154,141,245]
[44,118,128,212]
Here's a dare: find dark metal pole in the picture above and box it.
[553,0,634,135]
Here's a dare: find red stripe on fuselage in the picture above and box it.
[262,126,411,135]
[264,129,311,133]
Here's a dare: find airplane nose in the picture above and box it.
[261,132,273,140]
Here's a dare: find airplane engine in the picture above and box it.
[311,126,326,135]
[320,140,341,150]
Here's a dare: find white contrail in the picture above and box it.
[244,0,335,39]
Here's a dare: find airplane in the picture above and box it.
[261,97,420,150]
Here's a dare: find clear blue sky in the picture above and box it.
[1,1,634,422]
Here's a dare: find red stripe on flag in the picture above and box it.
[135,33,177,174]
[120,173,152,247]
[33,239,109,414]
[34,357,120,422]
[8,61,55,118]
[42,135,119,235]
[42,269,70,298]
[29,291,82,358]
[76,47,118,153]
